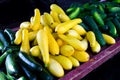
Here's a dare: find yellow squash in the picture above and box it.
[44,26,59,55]
[58,13,70,22]
[14,29,22,45]
[20,21,31,30]
[68,56,80,67]
[102,33,116,44]
[31,8,43,31]
[50,10,61,23]
[43,12,54,26]
[73,51,90,62]
[28,31,37,41]
[50,4,66,15]
[72,25,86,36]
[66,29,83,40]
[86,31,96,47]
[36,29,49,67]
[50,55,73,70]
[91,41,101,53]
[55,19,82,34]
[30,45,41,57]
[58,34,88,51]
[47,57,64,78]
[60,44,74,56]
[20,29,30,54]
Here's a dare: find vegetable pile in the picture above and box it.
[0,0,120,80]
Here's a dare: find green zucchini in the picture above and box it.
[0,71,8,80]
[0,49,12,65]
[38,68,54,80]
[17,51,43,72]
[6,45,20,52]
[0,41,4,53]
[17,76,27,80]
[4,28,15,45]
[20,64,38,80]
[5,53,22,78]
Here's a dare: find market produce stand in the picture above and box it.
[1,0,120,80]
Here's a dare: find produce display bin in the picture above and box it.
[12,27,120,80]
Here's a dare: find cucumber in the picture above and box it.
[5,53,22,78]
[106,20,118,37]
[68,7,81,19]
[98,3,105,13]
[66,7,75,14]
[112,18,120,36]
[79,22,90,31]
[96,9,107,19]
[109,7,120,13]
[91,9,104,26]
[93,29,106,46]
[113,0,120,3]
[84,16,106,46]
[17,51,43,72]
[4,28,15,45]
[83,16,99,30]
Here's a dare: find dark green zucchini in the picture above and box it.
[17,51,43,72]
[20,64,37,80]
[5,53,22,78]
[0,49,12,65]
[0,30,10,52]
[4,28,15,45]
[17,76,27,80]
[0,41,4,53]
[0,71,8,80]
[6,45,20,52]
[38,68,54,80]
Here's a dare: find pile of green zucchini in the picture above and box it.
[0,29,54,80]
[66,0,120,46]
